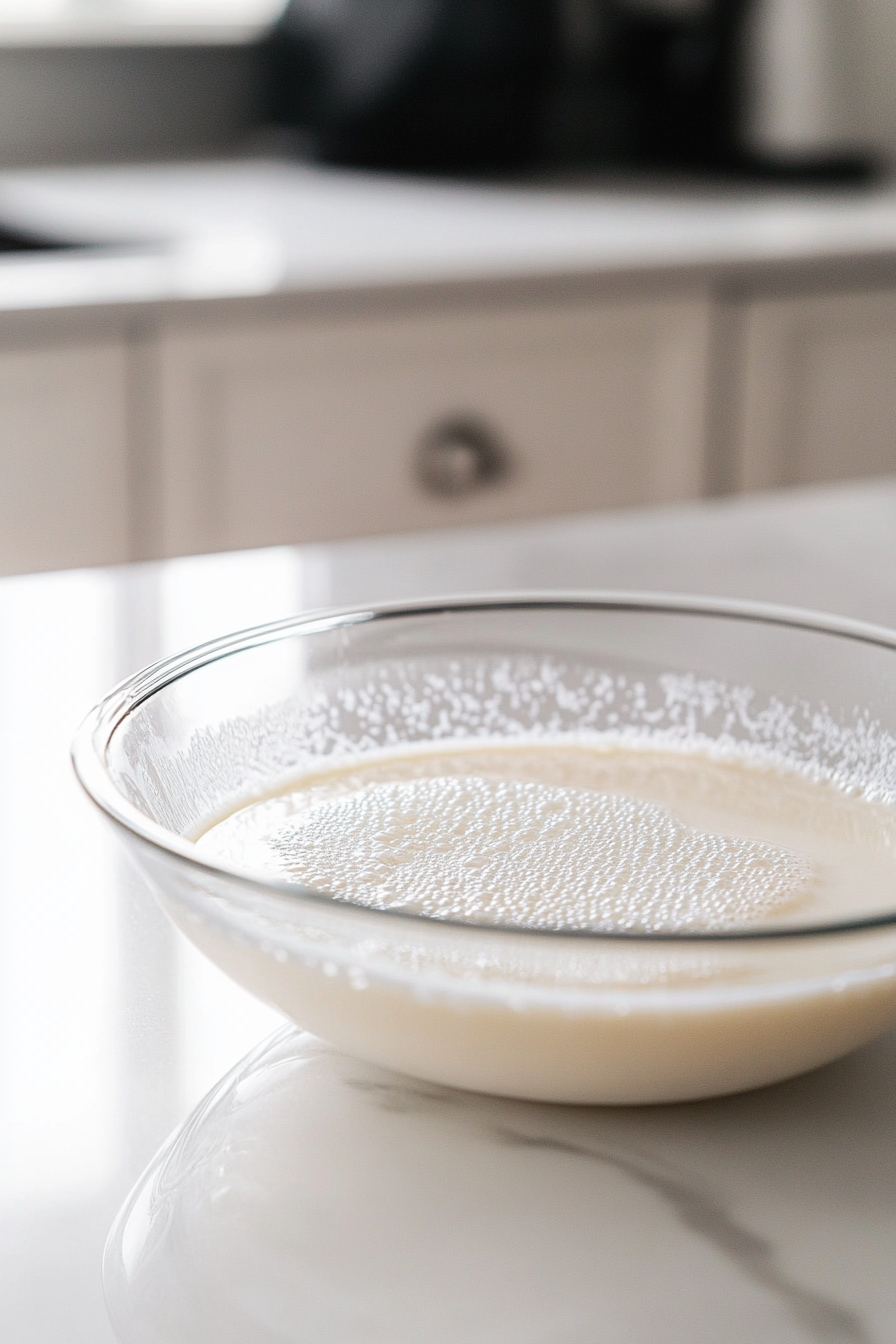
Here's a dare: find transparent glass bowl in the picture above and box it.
[72,595,896,1104]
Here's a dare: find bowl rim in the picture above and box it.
[71,590,896,945]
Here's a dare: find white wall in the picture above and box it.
[0,43,264,166]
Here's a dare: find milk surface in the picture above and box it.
[188,741,896,1103]
[197,742,896,932]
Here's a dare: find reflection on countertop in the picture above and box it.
[106,1027,889,1344]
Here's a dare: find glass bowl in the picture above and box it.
[72,595,896,1104]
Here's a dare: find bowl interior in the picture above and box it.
[86,598,896,934]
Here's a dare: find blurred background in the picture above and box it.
[1,0,896,577]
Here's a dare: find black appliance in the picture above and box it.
[267,0,558,173]
[265,0,869,179]
[592,0,751,171]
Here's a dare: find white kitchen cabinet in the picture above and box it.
[157,295,712,558]
[0,340,130,576]
[734,288,896,493]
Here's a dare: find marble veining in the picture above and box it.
[102,1027,887,1344]
[347,1067,869,1343]
[492,1130,868,1344]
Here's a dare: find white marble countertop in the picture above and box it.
[2,477,896,1343]
[3,158,896,315]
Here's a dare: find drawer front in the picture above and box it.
[736,288,896,493]
[158,296,711,558]
[0,340,129,576]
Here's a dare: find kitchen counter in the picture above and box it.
[6,157,896,584]
[3,477,896,1344]
[3,158,896,316]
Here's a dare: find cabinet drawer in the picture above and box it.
[735,288,896,492]
[0,340,129,576]
[158,296,711,558]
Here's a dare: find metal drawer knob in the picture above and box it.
[416,417,511,498]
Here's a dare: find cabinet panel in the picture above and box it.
[0,341,129,576]
[736,289,896,493]
[158,297,711,558]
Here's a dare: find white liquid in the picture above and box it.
[188,742,896,1103]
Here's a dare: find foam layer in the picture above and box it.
[262,775,812,932]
